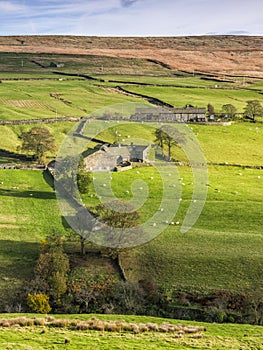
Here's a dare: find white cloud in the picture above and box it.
[0,0,26,13]
[0,0,262,36]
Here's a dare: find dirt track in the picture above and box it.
[0,35,262,77]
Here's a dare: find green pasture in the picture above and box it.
[1,121,263,168]
[0,314,262,349]
[0,79,140,120]
[0,122,74,161]
[94,74,239,88]
[191,122,263,165]
[123,85,263,112]
[81,121,263,166]
[1,50,263,321]
[0,162,262,299]
[0,72,73,79]
[0,169,66,304]
[81,163,263,292]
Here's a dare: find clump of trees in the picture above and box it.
[23,231,263,325]
[28,233,69,309]
[19,126,56,164]
[209,100,263,122]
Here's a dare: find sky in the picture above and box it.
[0,0,262,36]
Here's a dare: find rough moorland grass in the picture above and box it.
[0,52,169,76]
[0,314,262,350]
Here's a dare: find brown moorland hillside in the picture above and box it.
[0,35,262,77]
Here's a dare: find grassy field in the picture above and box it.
[94,74,240,88]
[0,79,140,120]
[79,164,263,292]
[1,119,263,166]
[0,122,75,158]
[1,72,262,125]
[0,161,262,304]
[122,85,263,112]
[1,49,263,332]
[0,119,263,294]
[0,169,67,306]
[191,122,263,165]
[1,52,263,123]
[75,120,263,166]
[0,314,262,350]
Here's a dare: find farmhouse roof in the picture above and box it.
[172,107,206,114]
[135,107,169,115]
[104,144,149,154]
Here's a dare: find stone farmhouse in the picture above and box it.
[130,106,207,123]
[84,144,151,172]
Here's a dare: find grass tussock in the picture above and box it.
[0,317,206,337]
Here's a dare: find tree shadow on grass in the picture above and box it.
[0,149,32,163]
[73,132,107,145]
[0,240,40,280]
[0,188,56,199]
[42,169,54,189]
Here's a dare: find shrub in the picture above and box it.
[111,280,146,314]
[27,293,51,314]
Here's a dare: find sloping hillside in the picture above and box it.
[0,35,262,77]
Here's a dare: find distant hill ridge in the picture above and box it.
[0,35,262,77]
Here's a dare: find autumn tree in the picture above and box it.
[221,104,237,119]
[67,269,116,313]
[93,200,141,258]
[244,100,263,122]
[20,126,56,164]
[33,233,69,305]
